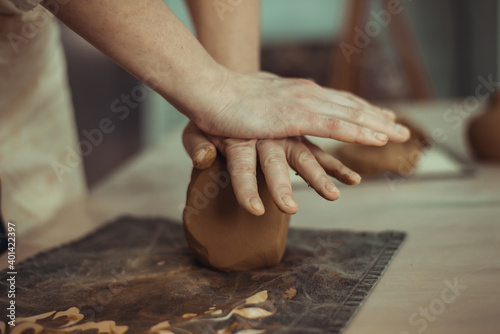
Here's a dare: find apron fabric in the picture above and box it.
[0,1,86,236]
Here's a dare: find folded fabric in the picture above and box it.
[0,216,405,334]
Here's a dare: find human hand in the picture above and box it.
[183,122,361,216]
[183,70,409,145]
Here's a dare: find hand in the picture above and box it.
[185,71,410,145]
[183,122,361,215]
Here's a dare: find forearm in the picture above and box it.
[42,0,222,115]
[185,0,260,74]
[44,1,407,145]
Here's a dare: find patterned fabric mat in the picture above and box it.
[0,217,405,334]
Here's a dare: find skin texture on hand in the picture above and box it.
[183,123,362,215]
[198,71,410,144]
[183,0,402,215]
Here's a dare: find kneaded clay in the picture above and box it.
[336,118,428,177]
[183,155,290,272]
[468,91,500,161]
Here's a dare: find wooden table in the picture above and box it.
[2,101,499,334]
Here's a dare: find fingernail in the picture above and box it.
[396,124,410,136]
[325,182,338,194]
[282,195,297,208]
[194,148,207,164]
[374,132,388,142]
[349,171,361,182]
[250,198,264,213]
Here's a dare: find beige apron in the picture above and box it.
[0,1,86,236]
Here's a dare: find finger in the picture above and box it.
[342,105,406,141]
[310,86,403,137]
[327,98,393,125]
[256,139,298,214]
[288,111,390,145]
[301,137,361,185]
[284,139,340,201]
[336,90,397,121]
[222,139,265,216]
[313,100,410,142]
[182,122,217,169]
[326,89,397,121]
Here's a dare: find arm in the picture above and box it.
[42,0,409,144]
[42,0,222,117]
[185,0,260,74]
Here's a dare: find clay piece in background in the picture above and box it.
[468,91,500,161]
[183,155,290,272]
[336,118,429,177]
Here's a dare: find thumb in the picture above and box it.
[182,122,217,169]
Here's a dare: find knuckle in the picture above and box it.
[284,124,302,137]
[297,151,316,165]
[342,90,363,101]
[349,108,365,123]
[225,138,257,149]
[224,139,257,157]
[334,95,353,107]
[354,126,365,143]
[277,185,293,196]
[292,78,317,87]
[325,117,341,132]
[256,139,274,151]
[263,153,287,168]
[292,91,308,99]
[227,160,255,176]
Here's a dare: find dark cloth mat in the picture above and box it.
[0,216,405,333]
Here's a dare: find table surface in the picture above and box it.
[2,100,499,334]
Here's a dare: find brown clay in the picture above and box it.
[183,155,290,272]
[336,118,428,177]
[468,91,500,161]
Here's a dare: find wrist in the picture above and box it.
[157,59,233,126]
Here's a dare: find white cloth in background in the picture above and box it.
[0,1,86,235]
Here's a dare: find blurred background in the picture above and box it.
[59,0,498,186]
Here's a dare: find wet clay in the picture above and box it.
[336,118,428,177]
[183,155,290,272]
[468,91,500,161]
